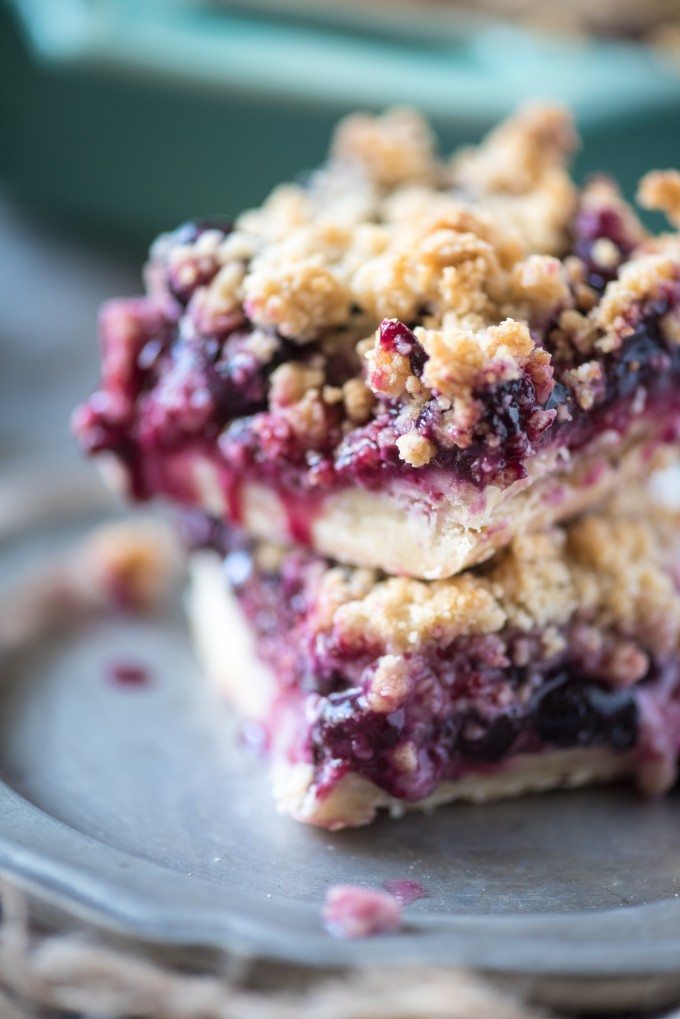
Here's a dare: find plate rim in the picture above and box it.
[2,768,680,975]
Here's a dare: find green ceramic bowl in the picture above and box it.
[1,0,678,241]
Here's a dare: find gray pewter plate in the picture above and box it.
[1,475,680,1009]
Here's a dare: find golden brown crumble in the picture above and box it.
[244,329,280,364]
[80,521,181,612]
[414,318,543,426]
[330,107,437,188]
[244,256,352,342]
[554,308,597,356]
[341,378,375,424]
[449,104,578,254]
[562,360,604,410]
[488,529,576,631]
[593,253,680,352]
[477,168,577,255]
[638,170,680,229]
[450,104,576,197]
[280,389,329,447]
[310,565,375,632]
[365,338,412,399]
[508,254,571,319]
[390,740,418,774]
[591,238,620,269]
[308,499,680,655]
[236,184,314,242]
[197,104,586,362]
[331,573,506,654]
[365,654,412,713]
[144,103,680,471]
[396,432,436,468]
[269,361,324,407]
[568,514,680,656]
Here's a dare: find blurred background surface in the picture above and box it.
[2,0,680,240]
[1,0,679,477]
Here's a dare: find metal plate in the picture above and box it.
[1,481,680,997]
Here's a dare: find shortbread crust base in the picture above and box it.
[234,439,652,580]
[187,552,635,829]
[272,750,632,830]
[113,425,670,581]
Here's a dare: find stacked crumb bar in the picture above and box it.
[75,105,680,828]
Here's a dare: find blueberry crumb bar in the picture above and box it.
[184,495,680,828]
[74,105,680,579]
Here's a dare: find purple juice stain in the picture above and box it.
[107,661,151,689]
[382,879,427,906]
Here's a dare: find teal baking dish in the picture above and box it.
[1,0,679,241]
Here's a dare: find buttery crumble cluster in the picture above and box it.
[140,104,680,473]
[304,499,680,706]
[638,169,680,229]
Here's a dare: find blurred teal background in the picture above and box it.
[1,0,679,243]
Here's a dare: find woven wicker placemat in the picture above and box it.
[0,879,549,1019]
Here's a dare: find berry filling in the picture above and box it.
[73,265,680,513]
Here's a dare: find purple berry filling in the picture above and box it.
[74,287,680,512]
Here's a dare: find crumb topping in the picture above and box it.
[568,513,680,656]
[638,170,680,229]
[593,253,680,351]
[244,248,353,342]
[79,521,181,613]
[418,319,535,404]
[341,377,374,424]
[449,104,577,197]
[365,655,412,713]
[561,360,604,410]
[145,104,586,366]
[330,106,437,188]
[332,573,506,654]
[194,109,676,464]
[269,361,324,407]
[310,501,680,654]
[395,432,435,467]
